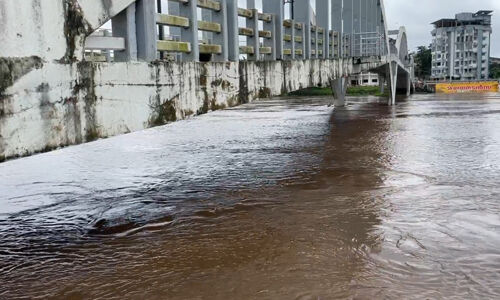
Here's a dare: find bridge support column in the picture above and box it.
[406,74,411,97]
[112,3,138,62]
[331,77,348,107]
[379,76,385,94]
[388,61,398,105]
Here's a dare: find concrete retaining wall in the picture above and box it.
[0,59,356,161]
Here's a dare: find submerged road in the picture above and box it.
[1,93,500,299]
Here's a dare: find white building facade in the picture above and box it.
[350,72,379,86]
[431,11,493,81]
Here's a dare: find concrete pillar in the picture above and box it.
[313,27,319,58]
[331,0,342,33]
[265,15,277,60]
[103,30,112,62]
[246,8,260,60]
[179,0,199,61]
[331,77,348,107]
[294,0,311,59]
[112,3,138,62]
[226,0,239,61]
[300,23,306,59]
[263,0,284,60]
[212,0,229,61]
[343,0,353,35]
[379,75,385,94]
[316,0,329,59]
[388,61,398,105]
[168,2,181,38]
[331,0,345,57]
[406,74,411,97]
[285,20,296,60]
[136,0,157,61]
[168,1,182,61]
[352,0,360,34]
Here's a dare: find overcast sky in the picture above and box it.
[384,0,499,57]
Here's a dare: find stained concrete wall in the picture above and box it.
[0,0,135,62]
[0,59,370,161]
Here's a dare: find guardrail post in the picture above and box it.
[179,0,199,61]
[263,0,283,60]
[317,0,329,59]
[136,0,157,61]
[226,0,239,61]
[212,0,228,61]
[246,6,260,60]
[294,0,311,59]
[112,3,138,62]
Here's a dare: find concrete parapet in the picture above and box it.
[0,58,365,161]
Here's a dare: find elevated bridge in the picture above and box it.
[0,0,413,161]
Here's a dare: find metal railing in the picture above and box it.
[348,32,386,58]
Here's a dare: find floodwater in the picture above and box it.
[1,93,500,299]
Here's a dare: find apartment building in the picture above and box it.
[431,10,493,81]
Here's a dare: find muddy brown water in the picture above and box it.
[1,93,500,299]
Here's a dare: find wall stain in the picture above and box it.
[59,0,93,63]
[76,62,99,141]
[238,62,249,104]
[0,56,43,98]
[149,94,177,127]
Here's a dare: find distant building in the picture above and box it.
[349,72,379,86]
[431,10,493,81]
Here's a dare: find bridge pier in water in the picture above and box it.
[331,77,348,107]
[0,0,413,161]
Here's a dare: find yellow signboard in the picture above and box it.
[435,81,499,94]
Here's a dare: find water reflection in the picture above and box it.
[1,94,500,299]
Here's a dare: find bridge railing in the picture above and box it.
[83,0,389,63]
[282,20,306,59]
[237,7,275,60]
[85,29,126,62]
[311,25,325,59]
[346,32,386,58]
[329,31,341,58]
[154,0,228,61]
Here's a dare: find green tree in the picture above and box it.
[414,46,432,80]
[489,63,500,79]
